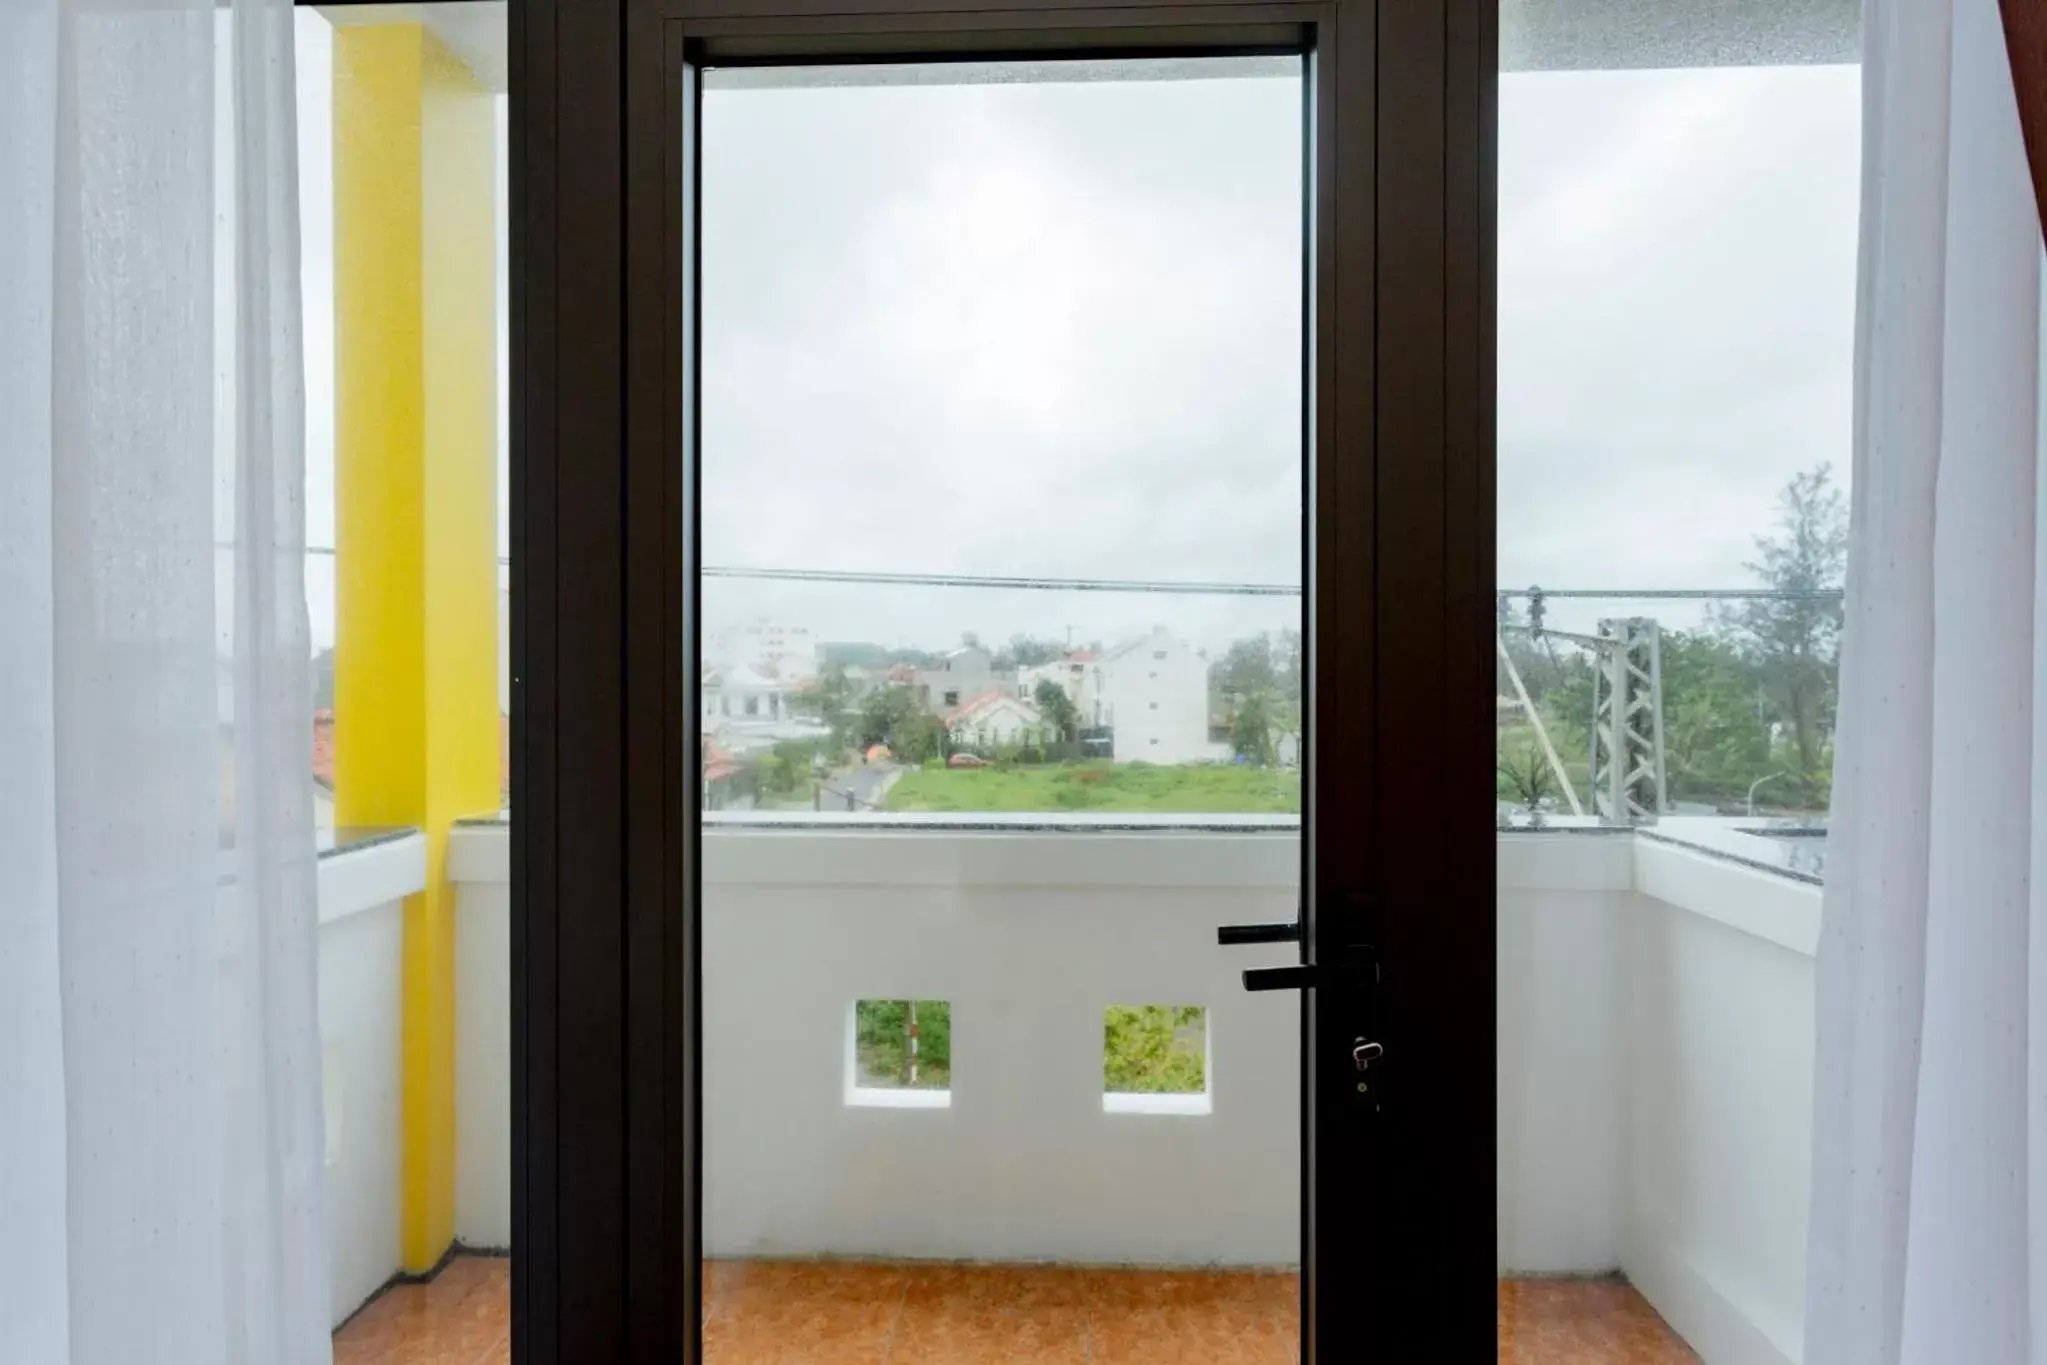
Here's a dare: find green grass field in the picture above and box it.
[884,761,1300,814]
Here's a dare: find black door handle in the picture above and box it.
[1241,960,1387,1115]
[1242,964,1314,991]
[1216,922,1300,946]
[1240,962,1374,992]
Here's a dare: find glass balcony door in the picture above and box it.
[690,52,1308,1365]
[579,0,1495,1358]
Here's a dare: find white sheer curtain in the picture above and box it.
[1807,0,2047,1361]
[0,0,331,1361]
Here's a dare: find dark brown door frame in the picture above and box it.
[511,0,1495,1357]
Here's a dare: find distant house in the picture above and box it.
[1017,649,1101,726]
[700,735,750,811]
[702,663,792,721]
[1096,627,1224,764]
[914,644,1013,714]
[832,664,886,700]
[700,662,831,764]
[945,690,1048,749]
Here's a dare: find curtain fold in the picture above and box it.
[1808,0,2047,1362]
[0,0,330,1360]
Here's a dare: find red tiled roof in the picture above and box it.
[944,689,1044,728]
[702,736,743,783]
[312,709,335,789]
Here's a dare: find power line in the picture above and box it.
[287,546,1843,602]
[701,565,1300,596]
[702,567,1843,602]
[1498,586,1843,603]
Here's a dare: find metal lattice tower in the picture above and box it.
[1587,617,1668,823]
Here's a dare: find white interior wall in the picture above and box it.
[315,833,427,1325]
[450,824,512,1249]
[445,821,1822,1364]
[1622,841,1819,1365]
[697,831,1303,1264]
[452,827,1306,1263]
[1497,832,1635,1273]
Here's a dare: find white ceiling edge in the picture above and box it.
[704,56,1302,89]
[318,2,508,93]
[314,0,1856,98]
[1500,0,1859,71]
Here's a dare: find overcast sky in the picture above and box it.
[1498,63,1861,632]
[699,62,1308,656]
[288,16,1860,657]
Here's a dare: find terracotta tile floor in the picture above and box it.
[333,1256,1697,1363]
[333,1254,510,1364]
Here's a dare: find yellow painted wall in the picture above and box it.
[335,23,500,1273]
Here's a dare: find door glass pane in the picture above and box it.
[1496,2,1859,1358]
[699,57,1304,1362]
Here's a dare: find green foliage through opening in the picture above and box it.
[1103,1004,1207,1094]
[854,999,951,1090]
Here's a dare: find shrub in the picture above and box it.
[1104,1005,1206,1093]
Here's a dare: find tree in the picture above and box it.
[855,1000,951,1088]
[1656,632,1773,804]
[749,739,824,800]
[1232,693,1276,766]
[1271,628,1303,758]
[754,752,796,795]
[855,683,946,763]
[1215,632,1298,764]
[893,714,948,766]
[1498,467,1844,816]
[1214,634,1279,708]
[1033,678,1080,742]
[1713,465,1848,804]
[792,662,857,750]
[998,634,1067,670]
[1496,729,1559,811]
[1537,628,1773,811]
[1528,646,1595,782]
[856,684,921,747]
[1496,600,1575,711]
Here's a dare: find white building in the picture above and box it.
[945,690,1049,749]
[1017,651,1103,726]
[914,643,1009,714]
[1097,627,1223,764]
[712,618,817,680]
[703,663,792,722]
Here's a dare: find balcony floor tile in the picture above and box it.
[333,1255,1696,1363]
